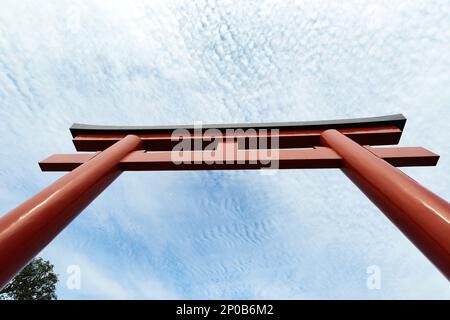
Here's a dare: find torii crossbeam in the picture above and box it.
[0,114,449,287]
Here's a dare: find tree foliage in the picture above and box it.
[0,257,58,300]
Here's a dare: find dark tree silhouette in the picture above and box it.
[0,257,58,300]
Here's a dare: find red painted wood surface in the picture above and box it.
[72,126,402,151]
[39,146,438,171]
[321,129,450,280]
[0,135,142,288]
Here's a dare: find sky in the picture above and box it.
[0,0,449,299]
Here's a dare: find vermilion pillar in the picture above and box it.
[0,135,142,288]
[320,129,450,280]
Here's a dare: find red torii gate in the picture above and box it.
[0,114,449,287]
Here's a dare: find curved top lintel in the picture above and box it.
[70,114,406,138]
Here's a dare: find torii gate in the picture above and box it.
[0,114,449,288]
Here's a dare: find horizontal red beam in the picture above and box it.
[72,126,403,151]
[39,146,439,172]
[363,146,440,167]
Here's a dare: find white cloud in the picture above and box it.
[1,0,449,299]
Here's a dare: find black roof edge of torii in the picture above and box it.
[70,114,406,138]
